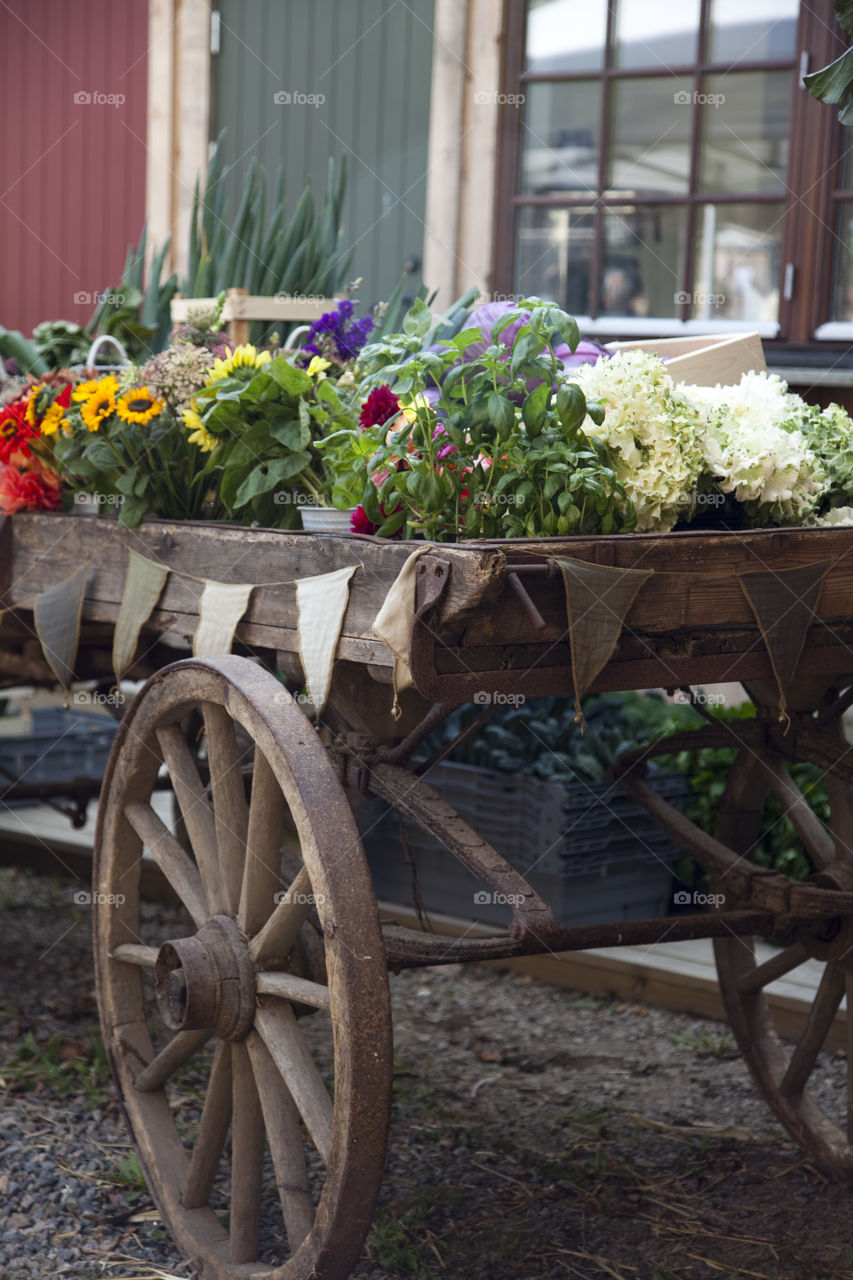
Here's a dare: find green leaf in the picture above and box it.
[233,453,311,507]
[402,298,432,338]
[82,439,119,471]
[268,415,311,451]
[556,382,587,433]
[510,327,542,378]
[522,382,549,431]
[445,326,486,352]
[268,355,313,396]
[376,508,406,537]
[117,494,149,528]
[805,46,853,123]
[837,0,853,37]
[488,393,516,436]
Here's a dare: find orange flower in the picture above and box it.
[0,457,63,513]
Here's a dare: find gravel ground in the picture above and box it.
[3,865,853,1279]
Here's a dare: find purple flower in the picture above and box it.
[301,300,373,365]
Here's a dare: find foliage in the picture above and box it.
[181,131,351,344]
[417,692,700,783]
[354,297,635,540]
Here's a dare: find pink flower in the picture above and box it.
[359,385,400,429]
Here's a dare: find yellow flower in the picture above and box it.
[72,379,101,402]
[39,402,67,437]
[25,385,41,425]
[306,355,331,378]
[79,375,119,432]
[116,386,163,426]
[209,344,271,381]
[182,402,217,453]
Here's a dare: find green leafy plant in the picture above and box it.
[182,132,351,339]
[354,297,634,540]
[804,2,853,122]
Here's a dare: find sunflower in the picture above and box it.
[182,402,217,453]
[24,385,41,426]
[79,375,119,432]
[72,379,101,402]
[39,385,73,437]
[209,344,271,381]
[116,386,163,426]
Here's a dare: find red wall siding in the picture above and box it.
[0,0,149,338]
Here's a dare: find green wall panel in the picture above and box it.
[212,0,435,312]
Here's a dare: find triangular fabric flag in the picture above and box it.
[555,556,653,720]
[372,545,435,716]
[295,565,357,716]
[33,562,91,693]
[112,551,169,684]
[738,561,829,727]
[193,581,254,657]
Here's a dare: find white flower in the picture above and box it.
[680,370,825,524]
[815,506,853,527]
[575,349,704,531]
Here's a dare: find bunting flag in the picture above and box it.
[193,581,255,657]
[555,556,653,721]
[112,550,169,684]
[738,561,830,727]
[372,545,435,717]
[33,562,91,694]
[295,565,357,716]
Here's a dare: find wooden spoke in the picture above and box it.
[156,724,223,913]
[238,746,287,937]
[246,1030,314,1252]
[249,865,314,965]
[758,752,835,872]
[135,1028,211,1093]
[124,803,209,928]
[183,1042,233,1210]
[781,965,846,1097]
[202,702,250,915]
[255,972,331,1010]
[111,943,158,968]
[735,942,809,995]
[229,1042,265,1264]
[255,1004,333,1164]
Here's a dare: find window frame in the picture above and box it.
[492,0,850,355]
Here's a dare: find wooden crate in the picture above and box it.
[605,331,766,386]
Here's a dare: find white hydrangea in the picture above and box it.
[680,370,825,524]
[575,349,704,531]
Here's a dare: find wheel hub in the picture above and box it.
[154,915,256,1040]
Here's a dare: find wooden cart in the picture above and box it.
[5,511,853,1280]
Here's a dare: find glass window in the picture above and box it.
[525,0,608,74]
[692,203,783,323]
[831,204,853,322]
[515,205,595,313]
[520,81,601,195]
[602,206,688,318]
[608,76,694,196]
[706,0,799,64]
[698,71,791,195]
[613,0,700,69]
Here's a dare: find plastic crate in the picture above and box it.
[359,762,686,927]
[0,706,119,795]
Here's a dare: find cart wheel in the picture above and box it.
[93,655,392,1279]
[714,746,853,1181]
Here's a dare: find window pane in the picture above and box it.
[692,203,782,322]
[520,82,601,195]
[514,206,595,312]
[602,206,688,318]
[525,0,608,74]
[831,204,853,321]
[706,0,799,64]
[608,77,693,197]
[698,71,791,195]
[613,0,700,69]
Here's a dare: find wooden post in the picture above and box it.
[226,289,250,346]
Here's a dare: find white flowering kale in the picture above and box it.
[799,402,853,512]
[575,349,704,531]
[681,370,826,525]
